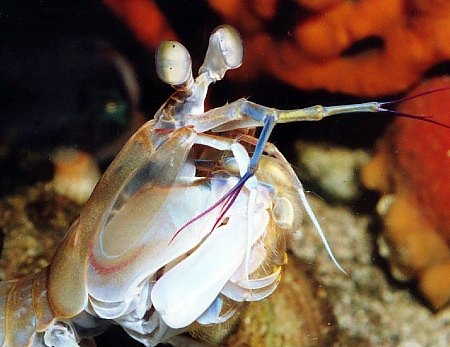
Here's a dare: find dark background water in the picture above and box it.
[3,1,450,158]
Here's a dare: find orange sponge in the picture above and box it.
[361,76,450,309]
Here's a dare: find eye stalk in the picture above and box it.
[155,41,193,87]
[199,25,244,81]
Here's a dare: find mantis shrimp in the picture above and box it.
[0,25,447,347]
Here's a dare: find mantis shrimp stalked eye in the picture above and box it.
[200,24,244,79]
[155,40,193,86]
[0,24,448,347]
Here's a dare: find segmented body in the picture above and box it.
[0,121,301,347]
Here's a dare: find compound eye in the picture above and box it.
[155,41,192,85]
[213,25,243,69]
